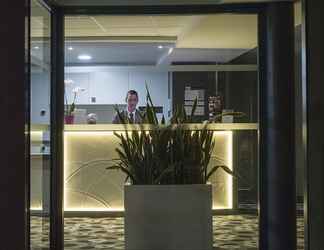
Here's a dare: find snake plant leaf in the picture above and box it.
[106,165,138,184]
[206,165,235,182]
[189,97,198,122]
[154,164,176,184]
[145,84,158,124]
[107,87,234,185]
[161,115,166,125]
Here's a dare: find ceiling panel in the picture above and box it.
[65,14,258,49]
[177,14,258,49]
[65,16,101,29]
[94,16,154,28]
[64,42,174,65]
[62,42,248,66]
[103,27,160,36]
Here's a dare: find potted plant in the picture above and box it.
[107,89,234,250]
[64,80,85,124]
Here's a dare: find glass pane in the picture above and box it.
[64,13,259,250]
[294,1,305,250]
[30,0,51,249]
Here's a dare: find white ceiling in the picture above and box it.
[62,44,247,65]
[32,1,301,49]
[31,0,300,67]
[63,14,258,49]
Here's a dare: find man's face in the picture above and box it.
[127,94,138,112]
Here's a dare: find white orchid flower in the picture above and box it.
[64,79,74,85]
[72,87,86,93]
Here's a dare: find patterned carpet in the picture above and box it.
[31,215,304,250]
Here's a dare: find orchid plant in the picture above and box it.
[64,79,86,116]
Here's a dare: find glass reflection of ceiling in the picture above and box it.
[31,0,51,71]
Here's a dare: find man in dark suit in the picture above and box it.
[113,90,143,124]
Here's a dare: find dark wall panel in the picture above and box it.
[172,71,216,121]
[0,1,27,249]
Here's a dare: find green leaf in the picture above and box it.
[206,165,236,182]
[189,97,198,122]
[154,165,175,184]
[106,165,138,184]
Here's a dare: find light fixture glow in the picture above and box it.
[64,208,124,212]
[212,131,233,210]
[158,45,163,49]
[226,131,233,209]
[168,48,174,55]
[78,54,92,60]
[33,46,40,50]
[30,207,43,211]
[68,47,74,51]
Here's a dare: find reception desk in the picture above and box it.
[31,123,258,213]
[64,123,258,212]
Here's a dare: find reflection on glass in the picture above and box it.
[63,13,259,249]
[30,0,51,249]
[294,1,305,249]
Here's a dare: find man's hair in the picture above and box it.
[125,90,138,102]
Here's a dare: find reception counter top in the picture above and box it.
[31,123,259,132]
[64,123,259,132]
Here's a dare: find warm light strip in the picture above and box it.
[211,131,233,210]
[30,131,43,135]
[61,207,231,212]
[30,207,42,210]
[64,132,68,210]
[30,131,44,140]
[64,131,115,136]
[64,208,124,212]
[227,131,233,209]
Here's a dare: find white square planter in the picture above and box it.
[124,184,213,250]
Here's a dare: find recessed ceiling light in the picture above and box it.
[168,48,174,55]
[78,54,92,60]
[33,46,40,50]
[68,47,73,51]
[158,45,163,49]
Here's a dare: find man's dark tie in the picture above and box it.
[129,113,134,124]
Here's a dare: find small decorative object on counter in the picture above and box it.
[87,113,98,124]
[64,79,86,124]
[64,115,74,124]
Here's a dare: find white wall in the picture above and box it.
[65,72,90,105]
[31,72,50,124]
[65,66,171,120]
[30,66,171,124]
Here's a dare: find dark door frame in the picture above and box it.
[40,2,297,250]
[50,4,65,250]
[301,1,324,250]
[28,0,65,250]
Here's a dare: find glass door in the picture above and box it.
[29,0,52,249]
[63,12,260,250]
